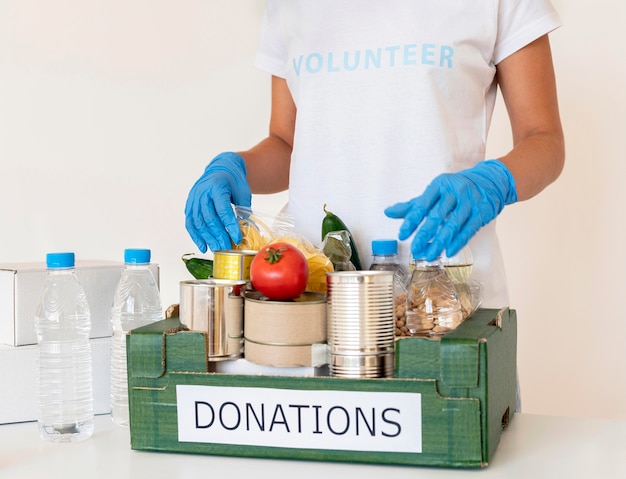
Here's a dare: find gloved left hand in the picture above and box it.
[384,159,517,261]
[185,152,252,253]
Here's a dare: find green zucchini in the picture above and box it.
[321,204,363,270]
[182,253,213,279]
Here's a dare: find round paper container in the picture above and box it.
[243,291,327,367]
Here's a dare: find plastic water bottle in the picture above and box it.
[35,252,94,442]
[110,248,162,426]
[369,239,408,293]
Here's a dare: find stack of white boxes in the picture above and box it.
[0,260,159,424]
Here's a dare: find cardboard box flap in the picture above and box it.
[439,338,479,388]
[438,308,511,388]
[127,318,202,379]
[165,328,209,374]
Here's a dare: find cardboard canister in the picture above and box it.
[179,279,247,361]
[243,291,326,368]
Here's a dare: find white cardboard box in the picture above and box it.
[0,260,159,346]
[0,337,112,424]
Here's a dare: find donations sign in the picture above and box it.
[176,385,422,453]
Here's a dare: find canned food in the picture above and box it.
[179,279,247,361]
[330,351,395,379]
[326,271,395,378]
[213,250,257,281]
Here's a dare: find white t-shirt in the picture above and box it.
[255,0,561,307]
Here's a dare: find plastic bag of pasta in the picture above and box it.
[233,206,334,293]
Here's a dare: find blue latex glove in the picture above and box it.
[185,152,252,253]
[384,160,517,261]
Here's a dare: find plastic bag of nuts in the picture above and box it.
[394,280,482,338]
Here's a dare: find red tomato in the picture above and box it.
[250,242,309,300]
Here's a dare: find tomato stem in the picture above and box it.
[264,246,285,264]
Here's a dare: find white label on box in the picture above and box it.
[176,385,422,453]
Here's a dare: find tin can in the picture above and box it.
[326,271,395,378]
[212,250,257,281]
[179,279,247,361]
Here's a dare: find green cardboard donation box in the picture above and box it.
[127,308,516,468]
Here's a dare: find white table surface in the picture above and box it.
[1,413,624,478]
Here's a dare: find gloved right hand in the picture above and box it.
[384,159,517,261]
[185,152,252,253]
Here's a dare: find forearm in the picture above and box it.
[498,127,564,202]
[238,135,292,194]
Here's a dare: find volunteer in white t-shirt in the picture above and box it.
[185,0,565,308]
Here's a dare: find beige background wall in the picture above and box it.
[1,1,623,419]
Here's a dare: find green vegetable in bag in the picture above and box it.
[321,204,363,270]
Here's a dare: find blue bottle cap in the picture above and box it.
[372,239,398,255]
[124,248,151,264]
[46,252,75,269]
